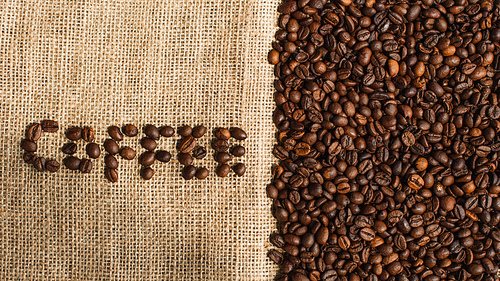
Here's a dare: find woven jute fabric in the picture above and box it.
[0,1,279,279]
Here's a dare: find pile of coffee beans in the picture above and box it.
[269,0,500,280]
[62,125,99,173]
[21,121,60,172]
[177,125,209,180]
[213,127,248,177]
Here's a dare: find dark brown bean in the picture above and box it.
[85,143,101,159]
[120,147,136,160]
[108,126,123,141]
[144,124,160,140]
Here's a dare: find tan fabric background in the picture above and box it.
[0,0,279,280]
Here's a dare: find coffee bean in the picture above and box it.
[178,136,196,153]
[120,147,136,160]
[140,167,154,180]
[195,167,209,179]
[61,142,77,155]
[408,174,424,190]
[268,249,284,265]
[155,150,171,163]
[85,143,101,159]
[359,227,376,241]
[122,124,138,137]
[178,125,193,137]
[231,145,245,157]
[192,125,207,138]
[159,126,174,137]
[26,123,42,142]
[192,147,207,159]
[21,139,37,152]
[41,120,58,132]
[45,159,60,172]
[105,168,118,183]
[215,128,231,140]
[215,152,231,163]
[212,139,229,152]
[23,152,36,164]
[64,156,81,170]
[139,151,155,166]
[82,127,95,142]
[33,157,46,171]
[104,139,119,155]
[182,165,196,180]
[141,138,157,151]
[66,126,82,141]
[143,124,160,140]
[108,126,123,141]
[79,158,92,173]
[216,164,231,177]
[230,127,247,140]
[178,153,193,166]
[233,163,246,176]
[104,155,118,169]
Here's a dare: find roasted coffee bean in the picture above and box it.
[140,167,154,180]
[66,126,82,141]
[26,123,42,142]
[64,156,81,170]
[178,136,196,153]
[233,163,246,176]
[108,126,124,141]
[141,138,157,151]
[192,146,207,159]
[144,124,160,140]
[139,151,156,166]
[212,139,230,152]
[230,127,247,140]
[178,153,193,166]
[104,155,119,169]
[195,167,209,179]
[105,168,118,183]
[178,125,193,137]
[216,164,231,177]
[231,145,246,157]
[159,126,175,137]
[23,152,36,164]
[120,147,136,160]
[33,157,46,172]
[215,128,231,140]
[268,249,284,265]
[104,139,119,155]
[41,120,58,132]
[61,142,78,155]
[182,165,196,180]
[82,127,95,142]
[192,125,207,138]
[79,158,92,173]
[215,152,231,163]
[122,124,138,137]
[45,159,60,172]
[21,139,37,152]
[85,143,101,159]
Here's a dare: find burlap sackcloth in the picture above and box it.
[0,1,280,280]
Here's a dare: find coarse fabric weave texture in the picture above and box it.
[0,1,279,280]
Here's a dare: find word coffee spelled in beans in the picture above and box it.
[269,0,500,281]
[21,122,248,182]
